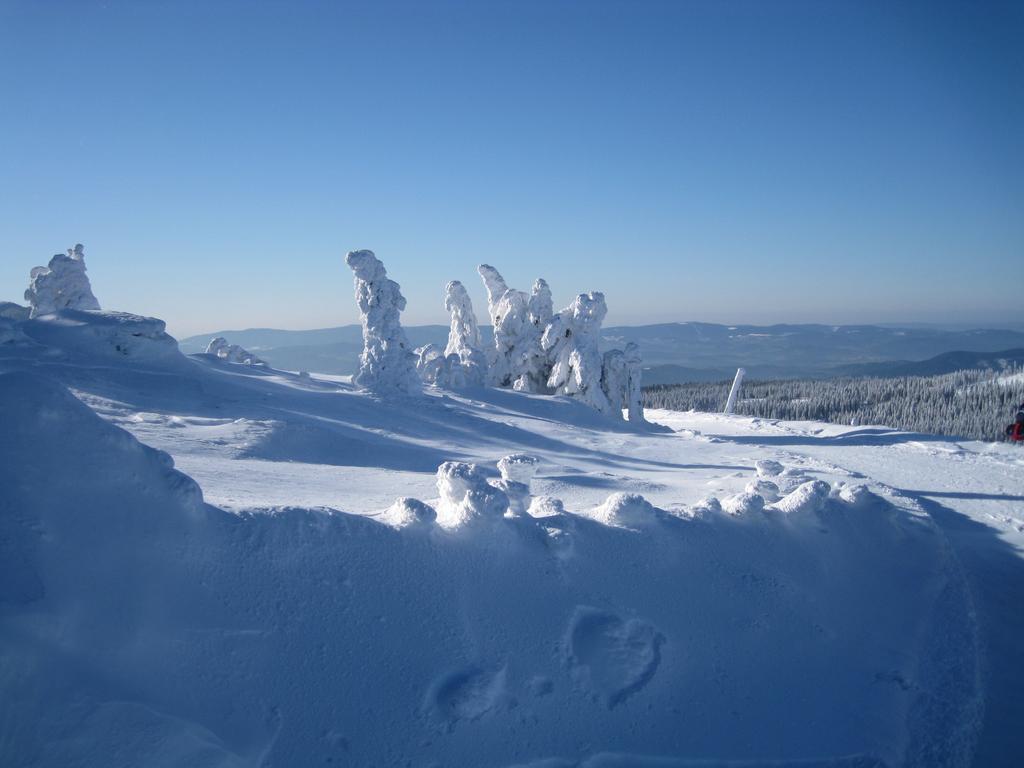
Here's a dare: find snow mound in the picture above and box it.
[205,336,265,365]
[528,495,566,518]
[590,492,658,528]
[771,480,832,514]
[24,243,101,317]
[837,483,873,508]
[435,460,510,527]
[755,459,784,477]
[722,491,766,515]
[382,497,437,528]
[744,479,781,502]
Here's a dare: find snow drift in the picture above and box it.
[0,362,981,767]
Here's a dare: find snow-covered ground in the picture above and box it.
[3,310,1023,767]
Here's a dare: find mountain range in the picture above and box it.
[178,321,1024,383]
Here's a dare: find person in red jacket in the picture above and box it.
[1007,408,1024,442]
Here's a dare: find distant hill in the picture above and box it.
[833,348,1024,378]
[178,322,1024,380]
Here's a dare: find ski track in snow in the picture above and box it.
[2,317,1023,767]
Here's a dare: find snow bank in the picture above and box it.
[24,243,101,318]
[346,249,420,394]
[0,369,980,767]
[17,309,181,362]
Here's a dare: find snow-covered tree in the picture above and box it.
[542,292,612,414]
[476,264,550,392]
[441,280,486,386]
[601,342,645,422]
[25,244,101,318]
[345,250,421,395]
[415,280,487,389]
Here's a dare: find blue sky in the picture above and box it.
[1,0,1021,337]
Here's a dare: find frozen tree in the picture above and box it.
[25,244,101,318]
[441,280,487,386]
[205,337,265,366]
[520,279,554,392]
[414,343,447,385]
[414,280,487,389]
[601,342,645,423]
[542,292,612,414]
[345,250,420,395]
[623,343,644,422]
[444,280,483,358]
[476,265,551,392]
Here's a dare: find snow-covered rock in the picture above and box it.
[346,250,420,394]
[205,336,265,366]
[543,292,612,414]
[435,461,509,527]
[25,244,101,318]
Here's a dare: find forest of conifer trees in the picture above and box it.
[643,367,1024,441]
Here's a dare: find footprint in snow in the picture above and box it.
[565,606,664,709]
[425,665,512,730]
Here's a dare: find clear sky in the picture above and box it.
[1,0,1021,338]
